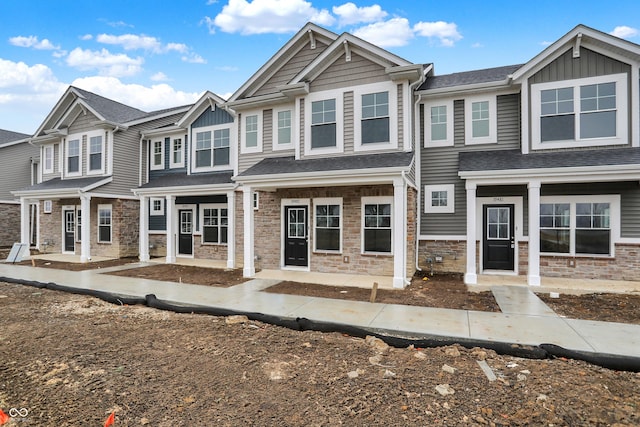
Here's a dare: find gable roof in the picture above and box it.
[418,64,523,91]
[0,129,30,147]
[229,22,338,102]
[512,24,640,82]
[176,91,228,127]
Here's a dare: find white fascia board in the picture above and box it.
[458,164,640,184]
[0,138,31,148]
[234,167,409,188]
[33,87,77,137]
[176,91,227,127]
[11,176,112,198]
[132,183,237,197]
[226,92,287,110]
[87,192,139,200]
[29,134,60,146]
[141,126,185,139]
[416,81,517,98]
[82,176,113,191]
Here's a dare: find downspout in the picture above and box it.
[412,88,425,272]
[138,135,144,187]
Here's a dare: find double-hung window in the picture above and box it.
[66,138,81,176]
[464,96,496,144]
[532,73,626,149]
[424,100,454,147]
[195,127,230,169]
[311,99,336,149]
[88,134,103,173]
[201,205,228,244]
[213,128,230,165]
[540,196,617,256]
[273,107,293,149]
[314,198,341,252]
[244,114,258,150]
[361,91,389,144]
[362,197,392,254]
[75,206,82,243]
[170,138,184,168]
[151,140,164,170]
[43,145,54,174]
[98,204,112,243]
[195,131,211,168]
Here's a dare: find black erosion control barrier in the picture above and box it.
[3,275,639,373]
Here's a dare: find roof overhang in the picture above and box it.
[235,167,411,191]
[226,91,289,110]
[91,119,128,132]
[141,125,185,139]
[132,182,237,197]
[386,64,425,83]
[459,164,640,186]
[176,91,228,127]
[416,79,517,98]
[12,176,112,199]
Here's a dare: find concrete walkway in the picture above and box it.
[1,262,639,359]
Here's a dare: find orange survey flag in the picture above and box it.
[0,409,9,425]
[104,412,115,427]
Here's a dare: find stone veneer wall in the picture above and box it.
[540,244,640,281]
[39,199,64,253]
[253,185,414,277]
[405,187,417,279]
[149,233,166,258]
[418,240,467,274]
[193,238,228,261]
[0,203,21,247]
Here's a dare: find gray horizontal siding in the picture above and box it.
[310,52,387,92]
[421,94,521,236]
[0,142,39,200]
[42,143,61,182]
[343,91,354,153]
[253,40,329,97]
[238,109,295,174]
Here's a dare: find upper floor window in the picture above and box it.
[151,140,164,170]
[245,115,258,146]
[88,134,103,174]
[464,96,496,145]
[194,125,231,170]
[43,145,54,174]
[424,100,454,147]
[361,91,389,144]
[311,99,336,149]
[169,138,183,168]
[273,107,293,150]
[531,73,627,150]
[66,138,81,176]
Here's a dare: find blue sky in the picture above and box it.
[1,0,638,134]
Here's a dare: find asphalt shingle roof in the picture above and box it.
[459,148,640,172]
[17,176,109,192]
[0,129,30,146]
[138,171,234,189]
[238,152,414,177]
[419,64,523,91]
[73,87,149,123]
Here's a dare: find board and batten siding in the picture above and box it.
[528,47,632,151]
[0,142,39,200]
[238,108,295,174]
[253,40,329,97]
[420,94,521,236]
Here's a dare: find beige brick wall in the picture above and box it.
[149,233,166,258]
[540,244,640,281]
[418,240,467,274]
[193,238,228,261]
[0,203,20,247]
[252,184,415,277]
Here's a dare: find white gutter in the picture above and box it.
[132,182,238,198]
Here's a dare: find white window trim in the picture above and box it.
[150,197,164,216]
[43,200,52,214]
[75,205,82,243]
[253,192,259,210]
[272,105,295,151]
[531,73,628,150]
[65,134,83,177]
[424,184,455,214]
[97,204,112,244]
[199,203,228,245]
[304,89,344,156]
[539,194,620,257]
[43,145,54,174]
[313,197,343,253]
[361,196,393,255]
[240,111,263,154]
[353,81,398,152]
[170,136,185,169]
[191,123,235,173]
[150,139,165,171]
[464,95,497,145]
[424,100,454,147]
[86,130,106,175]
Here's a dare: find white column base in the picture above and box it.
[392,277,406,289]
[528,275,541,286]
[243,266,255,278]
[464,273,478,285]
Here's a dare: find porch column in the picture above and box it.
[19,197,31,259]
[527,181,541,286]
[139,196,149,262]
[242,186,255,277]
[165,195,176,263]
[393,177,407,288]
[226,190,235,269]
[80,195,91,262]
[465,182,477,285]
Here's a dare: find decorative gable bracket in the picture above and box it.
[343,40,351,62]
[573,33,583,58]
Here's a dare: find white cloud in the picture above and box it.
[414,21,462,47]
[9,35,60,50]
[182,53,207,64]
[97,34,163,51]
[150,72,169,82]
[70,76,202,112]
[202,16,217,34]
[66,47,144,77]
[80,34,93,41]
[332,2,387,27]
[610,26,639,39]
[212,0,335,35]
[352,18,414,47]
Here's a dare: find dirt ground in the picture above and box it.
[107,263,248,288]
[0,281,639,426]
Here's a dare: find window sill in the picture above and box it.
[200,242,228,246]
[361,252,393,257]
[540,253,613,259]
[313,250,342,255]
